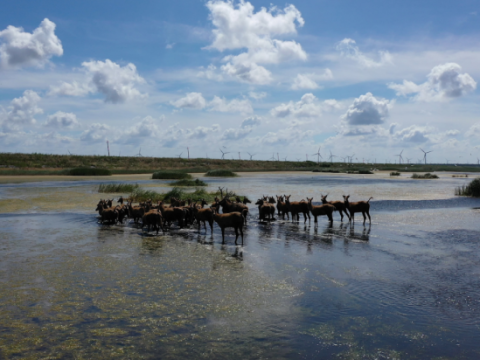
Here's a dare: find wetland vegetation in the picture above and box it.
[455,178,480,197]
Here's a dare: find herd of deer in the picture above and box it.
[95,188,373,245]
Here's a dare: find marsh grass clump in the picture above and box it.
[69,167,111,176]
[359,170,374,174]
[411,173,438,179]
[98,183,140,193]
[390,172,401,176]
[152,171,192,180]
[205,170,238,177]
[312,169,340,173]
[170,178,207,186]
[127,186,228,203]
[452,174,468,178]
[455,178,480,197]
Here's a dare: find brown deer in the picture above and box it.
[284,195,310,223]
[212,208,247,245]
[219,197,249,224]
[321,194,350,221]
[192,205,214,234]
[307,198,335,223]
[255,199,275,221]
[276,195,289,219]
[343,195,372,225]
[142,210,164,234]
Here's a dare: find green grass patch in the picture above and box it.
[312,169,341,173]
[411,173,438,179]
[128,187,233,203]
[169,178,207,186]
[205,169,238,177]
[69,167,111,176]
[455,178,480,197]
[390,172,401,176]
[452,174,468,178]
[152,171,192,180]
[98,183,140,193]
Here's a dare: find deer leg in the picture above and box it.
[339,210,344,221]
[221,228,225,243]
[328,212,333,222]
[367,210,371,223]
[209,219,213,234]
[362,212,366,225]
[234,227,239,244]
[239,226,244,245]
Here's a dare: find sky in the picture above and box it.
[0,0,479,163]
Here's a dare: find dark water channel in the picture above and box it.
[1,175,480,359]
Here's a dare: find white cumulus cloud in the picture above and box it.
[271,93,341,119]
[291,69,333,90]
[0,18,63,69]
[1,90,43,132]
[206,0,307,84]
[50,59,146,103]
[336,38,392,68]
[208,96,253,113]
[171,92,207,109]
[44,111,79,128]
[221,127,253,140]
[80,123,112,143]
[241,115,261,128]
[389,63,477,102]
[342,92,392,125]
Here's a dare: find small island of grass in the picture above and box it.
[69,167,111,176]
[455,178,480,197]
[152,171,192,180]
[98,183,140,193]
[169,178,207,186]
[411,173,438,179]
[205,170,238,177]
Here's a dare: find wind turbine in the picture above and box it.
[395,150,404,164]
[176,152,183,158]
[328,151,335,163]
[247,152,256,160]
[283,156,288,162]
[312,147,322,164]
[136,148,143,157]
[406,158,412,164]
[220,149,230,159]
[420,148,432,164]
[269,153,276,161]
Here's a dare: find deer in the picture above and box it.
[284,195,310,223]
[142,210,164,234]
[255,199,275,221]
[192,205,214,234]
[95,201,119,224]
[126,202,145,224]
[276,195,289,220]
[343,195,373,225]
[158,201,185,228]
[212,208,248,245]
[218,197,249,224]
[321,194,350,222]
[306,198,335,223]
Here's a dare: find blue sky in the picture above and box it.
[0,0,479,163]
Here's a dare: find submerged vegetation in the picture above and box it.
[412,173,439,179]
[170,178,207,186]
[152,171,192,180]
[69,167,111,176]
[205,170,238,177]
[455,178,480,197]
[128,187,230,203]
[98,183,140,193]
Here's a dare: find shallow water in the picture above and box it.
[1,173,480,359]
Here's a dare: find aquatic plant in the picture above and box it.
[152,171,192,180]
[205,170,238,177]
[411,173,439,179]
[452,174,468,178]
[128,187,226,203]
[169,178,207,186]
[98,183,140,193]
[69,167,111,176]
[390,172,401,176]
[455,178,480,197]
